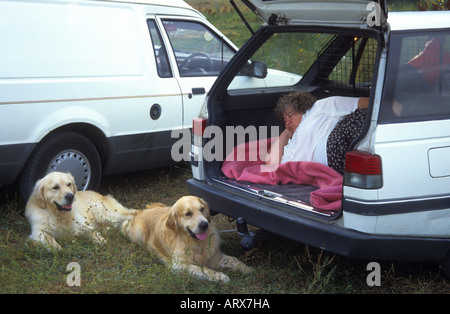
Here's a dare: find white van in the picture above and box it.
[188,0,450,277]
[0,0,237,199]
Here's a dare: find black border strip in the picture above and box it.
[343,195,450,216]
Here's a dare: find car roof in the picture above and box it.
[388,11,450,31]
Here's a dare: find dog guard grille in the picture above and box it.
[318,36,378,91]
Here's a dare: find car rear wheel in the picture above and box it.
[19,131,102,201]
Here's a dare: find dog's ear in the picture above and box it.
[31,178,47,209]
[67,172,77,194]
[200,198,211,223]
[166,208,179,231]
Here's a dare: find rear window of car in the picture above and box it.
[252,32,334,77]
[379,30,450,123]
[228,30,378,92]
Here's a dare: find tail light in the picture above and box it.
[192,118,207,146]
[344,150,383,189]
[190,118,208,180]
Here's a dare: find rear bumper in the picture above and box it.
[188,178,450,263]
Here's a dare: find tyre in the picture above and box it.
[19,131,102,201]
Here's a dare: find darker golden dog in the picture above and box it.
[121,196,253,282]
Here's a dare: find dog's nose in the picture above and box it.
[198,220,209,231]
[65,193,74,203]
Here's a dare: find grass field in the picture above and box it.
[1,0,449,296]
[1,165,449,294]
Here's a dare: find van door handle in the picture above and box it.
[192,87,206,95]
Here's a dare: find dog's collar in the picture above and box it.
[54,201,72,212]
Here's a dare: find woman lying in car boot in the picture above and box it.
[266,91,368,175]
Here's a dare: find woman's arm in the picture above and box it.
[264,128,292,166]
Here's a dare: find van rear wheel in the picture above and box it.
[19,131,102,201]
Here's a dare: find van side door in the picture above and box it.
[103,19,184,173]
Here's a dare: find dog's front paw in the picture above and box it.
[213,272,230,283]
[31,233,62,250]
[241,264,255,274]
[91,232,106,245]
[96,236,107,245]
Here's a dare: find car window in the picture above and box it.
[379,31,450,122]
[162,20,235,77]
[228,31,378,91]
[325,37,378,90]
[253,32,332,77]
[229,32,334,90]
[148,20,172,78]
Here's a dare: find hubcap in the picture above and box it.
[47,150,91,190]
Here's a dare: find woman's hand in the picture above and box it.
[264,129,292,166]
[358,97,369,109]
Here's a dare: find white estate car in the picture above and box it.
[0,0,239,199]
[188,0,450,277]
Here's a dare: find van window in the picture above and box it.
[379,31,450,122]
[148,20,172,78]
[162,20,234,77]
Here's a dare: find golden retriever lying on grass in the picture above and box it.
[121,196,253,282]
[25,172,136,250]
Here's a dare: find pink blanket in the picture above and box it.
[221,139,343,211]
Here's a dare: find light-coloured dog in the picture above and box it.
[25,172,136,250]
[121,196,253,282]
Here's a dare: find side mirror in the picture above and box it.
[241,60,268,78]
[250,61,267,79]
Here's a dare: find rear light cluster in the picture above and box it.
[190,118,208,181]
[344,150,383,189]
[192,117,207,146]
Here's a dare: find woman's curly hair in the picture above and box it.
[274,92,317,120]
